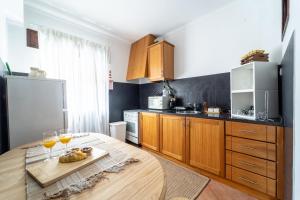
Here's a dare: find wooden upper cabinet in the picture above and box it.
[148,41,174,81]
[186,118,225,176]
[160,114,185,161]
[126,34,156,80]
[140,112,160,151]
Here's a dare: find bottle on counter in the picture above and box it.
[202,102,208,113]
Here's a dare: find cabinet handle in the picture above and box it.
[239,176,257,185]
[239,130,256,134]
[239,160,257,168]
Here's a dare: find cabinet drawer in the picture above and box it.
[227,151,276,179]
[231,166,276,197]
[226,122,276,143]
[230,137,276,161]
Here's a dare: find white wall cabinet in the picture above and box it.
[231,62,278,120]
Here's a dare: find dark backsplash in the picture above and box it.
[109,73,231,122]
[139,73,231,110]
[0,76,8,154]
[0,63,8,153]
[109,82,140,122]
[280,33,294,200]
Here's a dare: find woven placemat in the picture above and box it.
[25,135,139,200]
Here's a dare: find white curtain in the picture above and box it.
[39,28,110,134]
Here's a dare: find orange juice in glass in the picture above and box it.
[58,129,72,153]
[43,140,56,148]
[42,131,57,160]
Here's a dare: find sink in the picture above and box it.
[176,110,201,115]
[147,109,163,113]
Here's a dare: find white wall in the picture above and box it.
[0,15,7,61]
[0,0,24,62]
[7,23,40,72]
[8,0,282,83]
[6,6,132,83]
[109,39,131,83]
[162,0,281,79]
[0,0,24,23]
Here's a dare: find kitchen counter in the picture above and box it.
[132,109,283,126]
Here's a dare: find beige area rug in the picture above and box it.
[154,155,210,200]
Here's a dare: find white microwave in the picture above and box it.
[148,96,170,110]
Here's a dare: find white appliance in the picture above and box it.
[148,96,169,109]
[6,76,67,148]
[109,121,127,142]
[123,110,139,144]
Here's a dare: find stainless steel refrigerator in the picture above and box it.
[6,76,67,149]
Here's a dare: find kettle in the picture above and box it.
[169,97,176,109]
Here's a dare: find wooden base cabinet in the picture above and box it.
[186,118,225,176]
[227,165,276,196]
[140,112,284,199]
[226,121,284,199]
[140,112,160,151]
[160,115,186,161]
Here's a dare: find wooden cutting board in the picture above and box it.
[26,147,108,187]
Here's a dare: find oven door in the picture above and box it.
[126,121,138,138]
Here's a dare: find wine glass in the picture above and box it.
[42,131,57,160]
[58,129,72,153]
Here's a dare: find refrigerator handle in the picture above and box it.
[62,81,68,129]
[63,109,68,129]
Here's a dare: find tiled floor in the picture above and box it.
[198,180,257,200]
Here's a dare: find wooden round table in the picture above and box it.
[0,133,166,200]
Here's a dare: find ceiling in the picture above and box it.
[25,0,235,42]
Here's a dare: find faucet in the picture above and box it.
[193,103,199,111]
